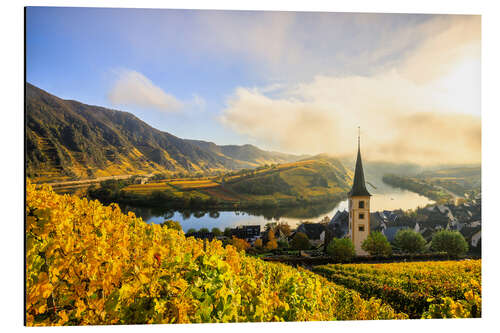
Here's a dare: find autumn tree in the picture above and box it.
[265,230,278,250]
[231,236,251,252]
[275,222,292,237]
[254,238,263,248]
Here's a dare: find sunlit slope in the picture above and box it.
[120,157,352,206]
[225,157,352,201]
[26,84,300,182]
[26,180,405,325]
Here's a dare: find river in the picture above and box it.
[121,179,433,232]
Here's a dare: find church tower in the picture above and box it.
[348,128,371,255]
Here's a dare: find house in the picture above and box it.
[190,230,215,240]
[231,225,261,242]
[471,230,481,248]
[327,210,349,239]
[370,212,386,231]
[420,228,434,242]
[296,223,326,247]
[381,226,407,243]
[460,225,481,248]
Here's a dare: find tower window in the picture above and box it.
[359,213,365,219]
[359,201,364,208]
[358,225,365,232]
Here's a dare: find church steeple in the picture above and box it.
[349,127,371,197]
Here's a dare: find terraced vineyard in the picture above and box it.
[26,181,406,326]
[313,261,481,318]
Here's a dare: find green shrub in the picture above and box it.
[211,227,222,237]
[431,230,468,256]
[393,229,426,253]
[362,232,392,256]
[327,238,355,262]
[278,240,289,249]
[290,232,311,250]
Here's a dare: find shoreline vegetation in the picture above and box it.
[382,169,480,205]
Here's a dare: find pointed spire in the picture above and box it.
[349,127,371,197]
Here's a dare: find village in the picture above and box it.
[182,136,482,261]
[183,192,481,257]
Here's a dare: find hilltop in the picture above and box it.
[26,83,300,182]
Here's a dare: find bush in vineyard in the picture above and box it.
[26,180,406,326]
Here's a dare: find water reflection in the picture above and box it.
[121,185,433,232]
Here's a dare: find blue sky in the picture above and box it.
[26,7,481,164]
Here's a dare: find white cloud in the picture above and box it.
[219,16,481,165]
[108,70,183,112]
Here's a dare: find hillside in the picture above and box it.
[187,140,307,168]
[93,156,353,209]
[382,166,481,203]
[26,180,405,325]
[26,84,300,182]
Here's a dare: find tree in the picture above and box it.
[223,227,232,237]
[277,239,289,249]
[231,236,250,252]
[211,227,222,237]
[186,228,196,236]
[265,230,278,250]
[431,230,468,256]
[275,222,292,236]
[161,220,182,232]
[254,238,263,248]
[327,238,355,262]
[199,228,209,234]
[362,232,392,256]
[265,239,278,250]
[267,229,275,242]
[393,229,426,253]
[290,232,311,250]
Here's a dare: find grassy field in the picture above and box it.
[313,260,481,318]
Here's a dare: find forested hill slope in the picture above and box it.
[186,140,307,167]
[26,84,300,181]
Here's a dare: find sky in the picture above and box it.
[26,7,481,165]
